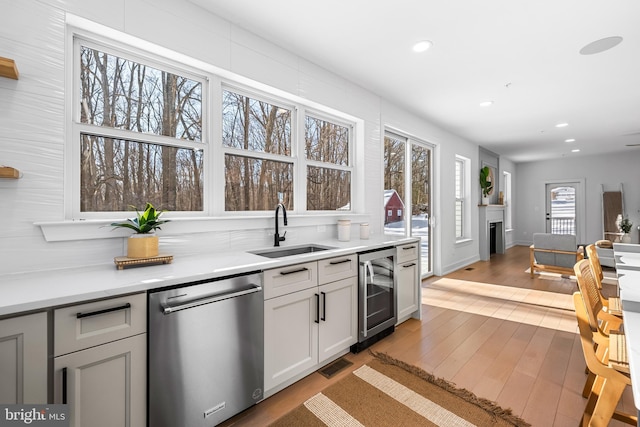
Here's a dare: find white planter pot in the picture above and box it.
[481,196,490,205]
[621,233,632,243]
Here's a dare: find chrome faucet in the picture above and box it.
[274,203,287,246]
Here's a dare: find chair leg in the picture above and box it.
[582,371,596,398]
[590,378,627,427]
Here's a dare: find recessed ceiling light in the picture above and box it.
[479,101,493,107]
[580,36,623,55]
[556,123,569,128]
[412,40,433,53]
[571,149,580,153]
[565,138,576,143]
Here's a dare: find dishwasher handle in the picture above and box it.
[162,284,262,314]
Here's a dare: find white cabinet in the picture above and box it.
[396,242,421,324]
[53,293,147,427]
[264,254,357,393]
[0,312,48,403]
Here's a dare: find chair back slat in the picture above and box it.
[574,259,603,332]
[586,244,604,290]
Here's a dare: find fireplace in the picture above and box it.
[479,205,505,261]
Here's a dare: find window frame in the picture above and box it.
[503,170,512,230]
[65,28,359,223]
[300,108,354,213]
[70,35,210,220]
[455,155,471,242]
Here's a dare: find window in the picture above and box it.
[304,115,351,211]
[74,40,205,214]
[504,171,512,229]
[222,89,293,211]
[384,130,433,275]
[455,155,470,240]
[71,33,357,219]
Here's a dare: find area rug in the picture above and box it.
[269,351,530,427]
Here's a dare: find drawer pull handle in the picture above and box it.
[403,263,417,268]
[76,303,131,319]
[329,259,351,265]
[403,246,416,250]
[280,267,308,276]
[62,367,68,404]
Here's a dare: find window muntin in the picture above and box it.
[76,41,205,213]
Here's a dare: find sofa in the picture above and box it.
[530,233,584,278]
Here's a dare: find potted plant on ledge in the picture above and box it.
[479,166,494,205]
[111,203,170,258]
[619,216,633,243]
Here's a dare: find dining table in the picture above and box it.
[614,242,640,422]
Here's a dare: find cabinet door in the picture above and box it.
[54,334,146,427]
[264,287,318,391]
[318,276,357,363]
[397,261,420,323]
[0,312,47,403]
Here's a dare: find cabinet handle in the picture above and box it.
[280,267,308,276]
[402,246,416,250]
[403,263,416,268]
[314,294,320,324]
[62,367,68,404]
[321,291,326,321]
[329,259,351,265]
[76,303,131,319]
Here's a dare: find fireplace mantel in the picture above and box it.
[479,205,505,261]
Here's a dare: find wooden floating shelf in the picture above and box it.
[0,56,19,80]
[0,166,20,179]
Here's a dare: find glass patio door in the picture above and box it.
[383,131,432,277]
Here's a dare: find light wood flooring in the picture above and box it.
[222,245,634,426]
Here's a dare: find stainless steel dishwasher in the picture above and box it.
[148,271,264,427]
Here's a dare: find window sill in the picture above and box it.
[36,213,370,242]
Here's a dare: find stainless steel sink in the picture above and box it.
[250,244,335,259]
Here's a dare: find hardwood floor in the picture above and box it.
[222,245,634,426]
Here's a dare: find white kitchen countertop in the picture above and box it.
[0,236,419,317]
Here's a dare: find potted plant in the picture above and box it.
[479,166,493,205]
[619,216,633,243]
[111,203,170,258]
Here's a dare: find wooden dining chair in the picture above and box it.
[586,244,622,316]
[574,259,624,398]
[572,291,635,426]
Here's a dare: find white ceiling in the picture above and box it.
[190,0,640,162]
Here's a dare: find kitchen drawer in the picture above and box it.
[318,254,357,285]
[263,261,318,300]
[397,242,419,264]
[54,293,146,357]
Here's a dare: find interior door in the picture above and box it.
[545,183,580,239]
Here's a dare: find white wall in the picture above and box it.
[515,151,640,246]
[0,0,486,276]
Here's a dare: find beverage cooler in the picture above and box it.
[351,246,397,353]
